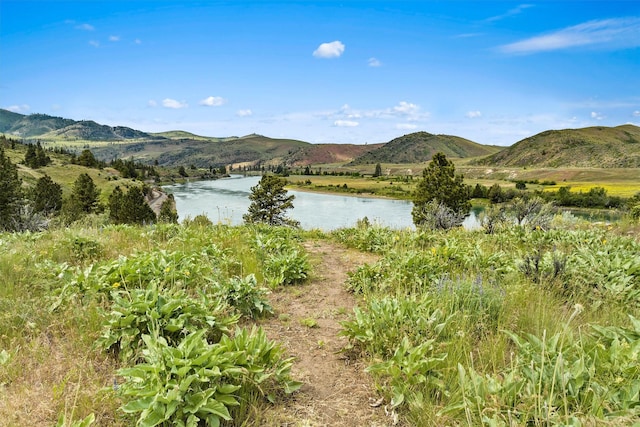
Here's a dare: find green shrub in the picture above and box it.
[96,283,239,362]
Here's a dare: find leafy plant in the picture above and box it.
[216,274,272,318]
[96,283,238,362]
[118,331,243,427]
[118,327,301,426]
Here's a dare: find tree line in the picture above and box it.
[0,141,177,232]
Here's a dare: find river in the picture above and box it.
[165,175,474,230]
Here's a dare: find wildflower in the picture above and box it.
[165,267,171,273]
[184,271,190,277]
[112,282,120,288]
[602,239,607,245]
[431,247,437,256]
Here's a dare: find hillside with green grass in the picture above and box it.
[349,131,502,165]
[0,110,373,167]
[476,124,640,168]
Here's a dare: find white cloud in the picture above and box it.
[162,98,188,109]
[134,39,142,45]
[199,96,226,107]
[109,35,120,42]
[396,123,418,130]
[148,100,158,107]
[368,57,382,67]
[334,120,359,127]
[486,4,534,22]
[313,41,345,58]
[466,111,482,119]
[89,40,100,48]
[76,23,95,31]
[591,111,604,120]
[393,101,419,115]
[237,109,253,117]
[5,104,30,113]
[633,110,640,117]
[499,17,640,54]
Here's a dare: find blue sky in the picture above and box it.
[2,1,639,146]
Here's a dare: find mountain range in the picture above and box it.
[2,109,639,168]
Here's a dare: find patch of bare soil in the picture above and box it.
[259,240,393,426]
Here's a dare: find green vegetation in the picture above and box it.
[244,175,300,227]
[0,223,308,425]
[412,153,471,229]
[333,219,640,425]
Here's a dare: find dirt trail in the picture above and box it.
[260,240,392,426]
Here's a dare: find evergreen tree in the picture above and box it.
[488,183,505,203]
[109,186,156,225]
[30,175,62,215]
[178,166,188,177]
[76,149,99,168]
[108,186,125,223]
[0,148,23,230]
[123,186,156,225]
[243,175,299,227]
[24,144,37,168]
[158,195,179,223]
[373,163,383,177]
[412,152,470,227]
[71,173,100,213]
[35,142,50,167]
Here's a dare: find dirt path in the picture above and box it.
[259,240,393,426]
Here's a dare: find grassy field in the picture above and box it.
[286,163,640,199]
[1,217,640,425]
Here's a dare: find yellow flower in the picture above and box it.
[430,247,437,256]
[165,267,171,273]
[184,271,190,277]
[112,282,120,288]
[602,239,607,245]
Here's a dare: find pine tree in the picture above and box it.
[122,186,156,225]
[243,175,299,227]
[30,175,62,215]
[35,142,49,167]
[24,144,37,168]
[71,173,100,213]
[76,149,99,168]
[373,163,383,177]
[412,152,470,227]
[108,186,156,225]
[158,195,179,223]
[0,148,23,230]
[108,186,125,223]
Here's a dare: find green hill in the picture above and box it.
[0,110,76,137]
[349,131,501,165]
[89,133,312,168]
[0,109,151,141]
[151,130,234,142]
[475,125,640,168]
[41,120,152,141]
